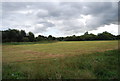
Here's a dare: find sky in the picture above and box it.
[0,2,118,37]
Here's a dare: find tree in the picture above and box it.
[57,37,64,41]
[22,37,29,42]
[28,32,35,42]
[84,31,89,35]
[7,29,20,42]
[36,35,47,41]
[2,29,117,42]
[19,30,26,42]
[48,35,55,40]
[116,35,120,40]
[97,31,116,40]
[20,30,26,37]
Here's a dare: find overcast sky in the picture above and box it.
[0,2,118,37]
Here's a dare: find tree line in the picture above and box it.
[1,29,120,42]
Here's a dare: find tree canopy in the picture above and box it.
[1,29,119,42]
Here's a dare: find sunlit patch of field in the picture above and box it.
[3,41,118,63]
[2,41,118,79]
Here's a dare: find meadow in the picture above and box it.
[2,41,118,79]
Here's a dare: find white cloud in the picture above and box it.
[89,24,118,35]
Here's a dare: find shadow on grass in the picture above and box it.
[2,41,58,45]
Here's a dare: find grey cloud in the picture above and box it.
[36,9,49,17]
[39,21,54,27]
[33,26,47,33]
[58,19,85,35]
[33,20,55,33]
[62,2,118,31]
[1,2,118,36]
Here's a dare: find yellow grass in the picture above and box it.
[2,41,118,63]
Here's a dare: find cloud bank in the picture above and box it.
[1,2,118,36]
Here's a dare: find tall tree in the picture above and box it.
[20,30,26,42]
[28,32,35,42]
[48,35,55,40]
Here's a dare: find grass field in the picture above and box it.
[2,41,118,79]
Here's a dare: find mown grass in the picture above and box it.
[3,41,118,63]
[2,41,118,79]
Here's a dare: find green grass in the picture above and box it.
[2,41,57,45]
[3,50,118,79]
[2,41,118,79]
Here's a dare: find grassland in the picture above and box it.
[2,41,118,79]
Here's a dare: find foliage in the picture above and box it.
[28,32,35,42]
[2,29,119,42]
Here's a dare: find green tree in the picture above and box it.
[84,31,89,35]
[48,35,55,40]
[22,37,29,42]
[97,31,116,40]
[36,35,47,41]
[28,32,35,42]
